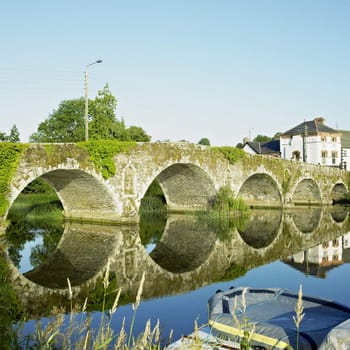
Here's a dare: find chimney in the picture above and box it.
[314,117,325,124]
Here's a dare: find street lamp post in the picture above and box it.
[84,59,102,141]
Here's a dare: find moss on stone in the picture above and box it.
[0,143,28,217]
[43,144,59,160]
[77,140,137,179]
[211,146,246,164]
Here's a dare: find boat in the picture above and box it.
[167,287,350,349]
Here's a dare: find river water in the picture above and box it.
[2,205,350,345]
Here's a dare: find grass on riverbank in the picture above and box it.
[7,178,63,226]
[11,270,166,350]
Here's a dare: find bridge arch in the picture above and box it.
[7,168,120,222]
[292,178,322,205]
[238,172,282,207]
[143,163,217,211]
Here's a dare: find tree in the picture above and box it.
[235,142,244,149]
[30,98,85,142]
[8,124,20,142]
[253,134,272,143]
[126,126,151,142]
[88,84,126,140]
[29,83,149,143]
[0,131,8,141]
[0,125,20,142]
[198,137,211,146]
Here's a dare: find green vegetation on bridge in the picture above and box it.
[0,143,28,216]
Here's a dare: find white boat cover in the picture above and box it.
[208,287,350,350]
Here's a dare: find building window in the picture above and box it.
[322,241,329,248]
[321,151,327,164]
[321,136,327,143]
[332,151,337,165]
[332,239,339,247]
[332,136,337,143]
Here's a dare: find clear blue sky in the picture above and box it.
[1,0,350,145]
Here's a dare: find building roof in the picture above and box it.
[244,139,280,155]
[339,130,350,148]
[282,117,339,137]
[282,259,343,279]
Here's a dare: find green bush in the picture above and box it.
[0,143,28,216]
[210,186,249,212]
[211,146,246,164]
[77,140,136,179]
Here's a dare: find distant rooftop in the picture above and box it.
[244,139,280,155]
[282,117,339,136]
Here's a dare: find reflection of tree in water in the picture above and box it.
[6,222,63,270]
[198,211,250,241]
[139,214,167,247]
[5,181,64,270]
[238,210,282,249]
[0,251,23,347]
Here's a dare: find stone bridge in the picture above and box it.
[2,142,350,224]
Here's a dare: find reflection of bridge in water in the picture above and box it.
[5,207,350,317]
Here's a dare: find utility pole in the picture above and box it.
[84,59,102,141]
[303,124,308,162]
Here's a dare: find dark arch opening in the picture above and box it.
[331,183,348,204]
[238,173,282,207]
[144,163,216,212]
[41,169,118,220]
[292,179,321,204]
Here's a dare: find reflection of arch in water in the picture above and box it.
[149,215,217,273]
[238,173,282,207]
[330,206,349,224]
[238,209,282,249]
[292,178,321,204]
[23,223,121,288]
[330,182,348,203]
[148,164,217,211]
[290,207,322,234]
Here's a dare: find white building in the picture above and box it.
[280,117,342,166]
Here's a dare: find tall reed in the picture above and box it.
[12,269,163,349]
[293,285,305,350]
